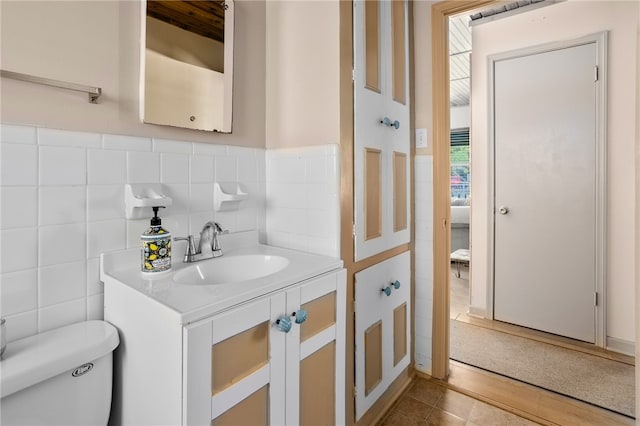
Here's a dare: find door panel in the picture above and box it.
[354,0,410,261]
[493,43,597,343]
[354,251,410,420]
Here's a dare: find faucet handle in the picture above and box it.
[203,221,226,234]
[175,235,197,258]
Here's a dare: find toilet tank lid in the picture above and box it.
[1,320,119,398]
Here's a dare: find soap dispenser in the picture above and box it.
[141,206,171,274]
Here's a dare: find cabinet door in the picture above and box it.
[354,0,410,261]
[285,270,347,426]
[183,294,286,425]
[354,251,410,420]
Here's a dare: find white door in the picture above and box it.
[492,42,600,343]
[354,0,410,261]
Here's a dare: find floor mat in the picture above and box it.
[450,320,635,418]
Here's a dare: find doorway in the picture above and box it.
[434,0,636,420]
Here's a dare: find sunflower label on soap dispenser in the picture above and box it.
[141,206,171,274]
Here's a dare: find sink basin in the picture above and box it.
[173,254,290,285]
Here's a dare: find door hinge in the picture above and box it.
[353,385,358,398]
[594,66,599,82]
[594,291,598,306]
[352,69,355,81]
[352,223,356,238]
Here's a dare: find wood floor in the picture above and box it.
[380,264,636,425]
[400,269,635,426]
[380,364,634,425]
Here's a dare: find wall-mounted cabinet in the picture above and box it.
[354,0,411,261]
[354,251,411,420]
[140,0,234,133]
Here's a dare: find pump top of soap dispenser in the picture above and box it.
[150,206,165,226]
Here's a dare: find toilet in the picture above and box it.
[0,320,119,426]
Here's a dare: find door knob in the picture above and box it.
[498,206,509,215]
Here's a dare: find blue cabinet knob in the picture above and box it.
[276,316,292,333]
[380,117,400,129]
[381,286,392,297]
[292,309,308,324]
[392,280,401,290]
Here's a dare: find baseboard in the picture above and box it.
[606,336,635,357]
[467,306,486,318]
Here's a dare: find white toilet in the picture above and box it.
[0,320,119,426]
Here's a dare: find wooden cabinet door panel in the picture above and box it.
[354,252,410,420]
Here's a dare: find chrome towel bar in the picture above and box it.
[1,69,102,103]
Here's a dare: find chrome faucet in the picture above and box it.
[175,222,226,263]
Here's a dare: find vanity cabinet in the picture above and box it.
[105,265,345,426]
[185,269,346,425]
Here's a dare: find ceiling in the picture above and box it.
[146,1,226,43]
[449,14,472,107]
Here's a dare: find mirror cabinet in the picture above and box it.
[140,0,234,133]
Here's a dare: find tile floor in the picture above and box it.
[379,263,538,425]
[378,377,539,426]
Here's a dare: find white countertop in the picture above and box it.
[100,231,343,324]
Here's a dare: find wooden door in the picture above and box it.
[354,0,410,261]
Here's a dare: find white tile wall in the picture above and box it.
[0,124,267,342]
[414,155,434,375]
[266,145,340,258]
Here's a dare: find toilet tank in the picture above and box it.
[1,321,119,426]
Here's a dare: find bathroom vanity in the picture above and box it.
[101,231,346,426]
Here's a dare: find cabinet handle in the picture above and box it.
[380,117,400,129]
[292,309,308,325]
[276,316,292,333]
[392,280,401,290]
[381,286,392,297]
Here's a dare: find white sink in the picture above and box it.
[173,254,290,285]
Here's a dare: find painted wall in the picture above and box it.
[413,1,435,157]
[0,1,342,344]
[265,1,341,149]
[469,0,638,346]
[0,0,266,147]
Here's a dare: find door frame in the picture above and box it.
[486,32,608,347]
[430,0,497,381]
